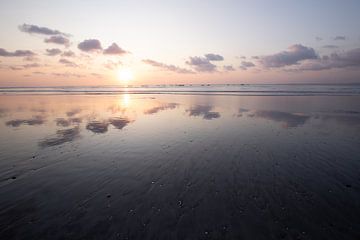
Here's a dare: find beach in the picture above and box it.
[0,91,360,239]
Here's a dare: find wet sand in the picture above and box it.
[0,94,360,239]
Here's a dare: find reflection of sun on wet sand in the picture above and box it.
[0,94,360,239]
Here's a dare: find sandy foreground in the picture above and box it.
[0,94,360,239]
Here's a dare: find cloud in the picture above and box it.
[223,65,235,71]
[260,44,318,68]
[19,24,69,36]
[104,60,122,70]
[322,45,339,49]
[0,48,35,57]
[23,63,41,68]
[143,59,194,74]
[61,51,76,57]
[205,53,224,61]
[52,72,85,78]
[239,61,255,70]
[144,103,179,114]
[44,35,70,46]
[78,39,102,52]
[23,56,39,62]
[186,56,217,72]
[103,43,127,55]
[290,48,360,71]
[46,48,62,56]
[186,105,220,120]
[185,53,224,72]
[334,36,346,41]
[9,66,23,71]
[59,58,78,67]
[315,37,323,41]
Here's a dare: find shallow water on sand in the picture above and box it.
[0,94,360,239]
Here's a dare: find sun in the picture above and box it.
[117,68,134,82]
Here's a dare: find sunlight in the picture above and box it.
[117,68,134,82]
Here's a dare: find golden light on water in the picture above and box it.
[121,93,130,107]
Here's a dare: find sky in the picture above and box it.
[0,0,360,86]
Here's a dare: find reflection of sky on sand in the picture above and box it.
[0,94,360,239]
[0,94,359,150]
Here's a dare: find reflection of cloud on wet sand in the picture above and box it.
[252,110,310,128]
[86,121,109,134]
[319,114,360,126]
[186,105,220,120]
[39,127,80,147]
[86,117,132,133]
[55,117,82,127]
[109,117,131,129]
[144,103,179,115]
[66,109,82,117]
[0,108,8,118]
[6,116,45,127]
[237,108,250,117]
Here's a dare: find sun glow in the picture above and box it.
[117,68,134,82]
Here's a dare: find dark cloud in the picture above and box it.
[315,37,323,41]
[23,56,39,62]
[260,44,318,68]
[19,24,69,36]
[86,121,109,134]
[223,65,235,71]
[334,36,346,41]
[33,71,45,75]
[205,53,224,61]
[143,59,194,74]
[239,61,255,70]
[91,73,103,78]
[186,105,220,120]
[44,35,70,46]
[251,56,260,59]
[6,116,45,127]
[144,103,179,114]
[109,117,131,129]
[23,63,41,68]
[0,48,35,57]
[103,43,127,55]
[59,58,78,67]
[292,48,360,71]
[186,56,217,72]
[39,127,80,147]
[61,51,76,57]
[46,48,62,56]
[9,66,23,71]
[322,45,339,49]
[252,110,310,128]
[78,39,102,52]
[52,72,85,78]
